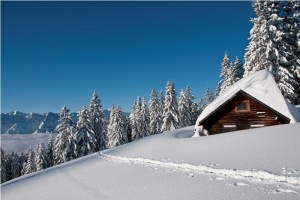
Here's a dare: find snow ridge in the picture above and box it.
[99,152,300,187]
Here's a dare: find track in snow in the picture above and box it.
[98,152,300,188]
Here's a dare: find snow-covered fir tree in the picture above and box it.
[89,91,107,151]
[140,97,150,137]
[5,153,12,181]
[280,0,300,104]
[244,0,299,104]
[35,143,47,171]
[159,91,165,123]
[20,152,27,176]
[161,81,180,132]
[244,0,282,76]
[45,134,54,168]
[130,97,142,140]
[233,56,244,82]
[219,52,235,95]
[10,152,22,179]
[53,106,76,165]
[149,89,162,134]
[178,89,192,127]
[1,148,7,183]
[76,105,97,157]
[204,88,215,105]
[23,146,36,175]
[107,105,128,148]
[215,82,222,97]
[130,100,138,140]
[185,86,198,124]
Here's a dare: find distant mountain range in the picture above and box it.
[1,110,129,134]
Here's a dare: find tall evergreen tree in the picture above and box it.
[76,105,97,157]
[219,52,235,94]
[204,88,215,105]
[244,0,281,76]
[130,97,142,140]
[35,143,47,171]
[89,91,107,151]
[140,97,150,137]
[45,134,54,168]
[53,106,75,165]
[159,91,165,125]
[10,152,22,179]
[280,0,300,104]
[185,86,198,124]
[5,153,13,181]
[107,105,128,148]
[178,89,192,127]
[1,148,7,183]
[149,89,162,135]
[197,97,206,115]
[161,81,180,131]
[244,0,299,104]
[24,146,36,175]
[233,56,244,82]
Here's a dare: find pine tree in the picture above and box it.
[178,89,192,127]
[45,134,54,168]
[53,106,76,165]
[10,152,22,179]
[35,143,47,171]
[198,98,206,114]
[233,56,244,83]
[24,146,36,175]
[130,97,142,140]
[215,81,222,97]
[244,0,299,104]
[204,88,215,105]
[107,105,128,148]
[5,153,13,181]
[1,148,7,183]
[19,152,27,176]
[185,86,198,125]
[149,89,162,135]
[89,91,107,151]
[219,52,234,94]
[161,81,180,132]
[76,105,97,157]
[140,97,150,137]
[244,0,281,76]
[279,0,300,104]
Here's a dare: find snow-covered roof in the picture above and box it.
[196,69,300,126]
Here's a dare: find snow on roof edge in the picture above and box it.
[195,69,300,127]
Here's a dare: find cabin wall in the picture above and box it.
[201,94,289,135]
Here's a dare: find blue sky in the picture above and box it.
[2,1,254,113]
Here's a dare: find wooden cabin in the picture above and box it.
[195,69,300,136]
[200,91,290,135]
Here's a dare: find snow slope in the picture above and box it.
[2,123,300,200]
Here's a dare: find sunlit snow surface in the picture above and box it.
[2,123,300,200]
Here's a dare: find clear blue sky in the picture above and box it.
[2,1,254,113]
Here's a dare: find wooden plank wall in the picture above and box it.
[201,93,289,135]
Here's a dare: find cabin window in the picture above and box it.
[257,112,266,118]
[235,100,250,112]
[250,124,264,128]
[222,124,237,133]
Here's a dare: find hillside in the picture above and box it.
[2,123,300,200]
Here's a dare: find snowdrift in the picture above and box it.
[2,123,300,200]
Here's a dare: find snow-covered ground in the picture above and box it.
[2,123,300,199]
